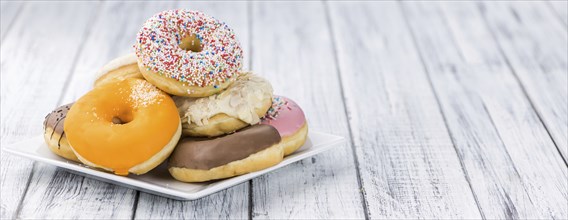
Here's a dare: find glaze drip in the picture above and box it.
[169,124,281,170]
[44,103,73,148]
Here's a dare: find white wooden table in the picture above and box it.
[1,1,567,219]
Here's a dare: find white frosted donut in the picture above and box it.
[135,9,243,97]
[174,72,273,137]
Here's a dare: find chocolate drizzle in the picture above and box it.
[43,103,73,149]
[169,124,281,170]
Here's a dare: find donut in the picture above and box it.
[135,9,243,97]
[43,103,79,162]
[174,72,273,137]
[64,78,182,175]
[261,96,308,156]
[94,53,144,87]
[168,124,283,182]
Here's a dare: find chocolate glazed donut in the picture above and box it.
[168,124,284,182]
[43,103,80,162]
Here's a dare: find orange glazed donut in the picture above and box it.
[135,9,243,97]
[64,78,182,175]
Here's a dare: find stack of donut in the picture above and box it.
[43,9,308,182]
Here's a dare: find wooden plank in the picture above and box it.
[0,1,24,40]
[480,1,568,161]
[134,2,251,219]
[15,2,185,219]
[549,0,568,26]
[327,2,482,219]
[60,1,176,106]
[249,2,366,219]
[135,186,248,219]
[402,1,568,219]
[0,2,99,219]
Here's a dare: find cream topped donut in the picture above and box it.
[135,9,243,97]
[168,97,309,182]
[94,53,144,87]
[174,72,273,137]
[261,96,308,156]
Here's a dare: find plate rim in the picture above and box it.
[1,131,345,200]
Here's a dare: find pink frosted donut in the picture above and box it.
[135,9,243,97]
[261,96,308,156]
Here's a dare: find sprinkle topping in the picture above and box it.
[129,80,163,108]
[263,96,290,120]
[135,10,243,87]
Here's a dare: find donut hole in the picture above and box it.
[179,34,203,52]
[111,110,134,125]
[112,116,126,124]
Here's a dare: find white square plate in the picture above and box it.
[2,131,344,200]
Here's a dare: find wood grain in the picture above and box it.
[0,2,99,219]
[1,1,567,219]
[135,186,248,219]
[249,2,366,219]
[134,2,251,219]
[480,1,568,161]
[0,1,24,40]
[402,1,568,219]
[549,0,568,26]
[60,1,176,105]
[15,2,187,219]
[327,2,483,218]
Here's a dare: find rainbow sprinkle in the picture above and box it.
[135,10,243,87]
[263,96,289,120]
